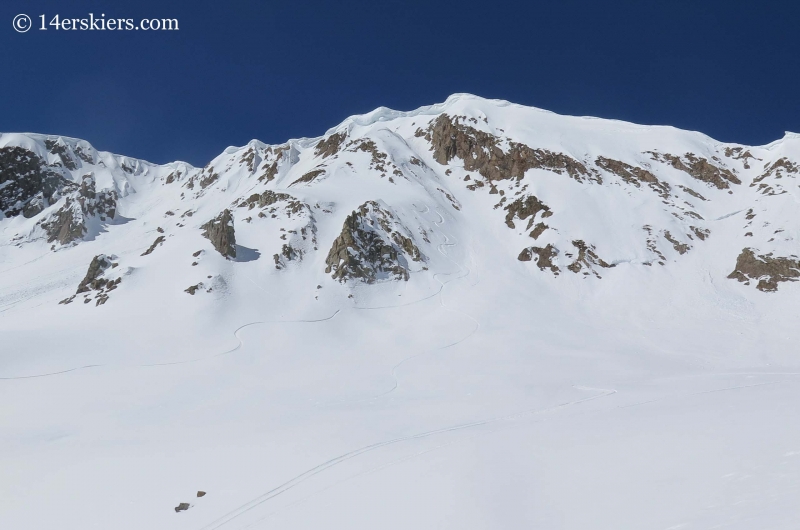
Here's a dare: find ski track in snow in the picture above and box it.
[191,203,487,529]
[234,431,487,530]
[197,385,618,530]
[0,311,341,380]
[225,377,800,529]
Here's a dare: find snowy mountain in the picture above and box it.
[2,95,800,530]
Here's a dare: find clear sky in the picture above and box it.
[2,0,798,166]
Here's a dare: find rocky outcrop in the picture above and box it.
[663,231,691,255]
[258,145,290,183]
[504,195,551,229]
[201,209,236,259]
[60,254,121,306]
[44,139,78,170]
[595,157,670,198]
[728,248,800,292]
[0,146,72,218]
[529,222,548,240]
[184,283,204,295]
[751,157,799,196]
[141,236,166,256]
[38,174,117,245]
[421,114,594,183]
[724,146,758,169]
[521,244,560,274]
[325,201,423,283]
[289,169,325,187]
[647,152,740,189]
[566,240,614,277]
[237,190,306,218]
[314,132,347,159]
[521,241,613,278]
[273,243,302,270]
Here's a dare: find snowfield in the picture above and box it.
[2,94,800,529]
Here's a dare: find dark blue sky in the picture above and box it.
[2,0,798,166]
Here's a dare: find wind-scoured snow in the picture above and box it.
[1,95,800,530]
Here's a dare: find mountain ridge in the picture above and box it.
[4,95,800,530]
[1,94,799,326]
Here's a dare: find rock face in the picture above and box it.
[141,236,166,256]
[38,174,117,245]
[274,243,302,270]
[325,201,423,283]
[647,152,740,189]
[314,132,347,159]
[519,244,560,274]
[201,209,236,259]
[0,146,71,218]
[565,240,614,277]
[728,248,800,292]
[60,254,121,306]
[595,157,670,198]
[3,95,800,309]
[504,195,551,230]
[421,114,593,183]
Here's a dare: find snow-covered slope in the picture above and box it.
[2,95,800,530]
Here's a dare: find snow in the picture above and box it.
[2,96,800,529]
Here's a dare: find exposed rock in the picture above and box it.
[175,503,190,513]
[164,171,182,185]
[678,185,707,201]
[0,146,72,218]
[529,244,560,274]
[566,240,613,277]
[73,145,95,164]
[643,225,666,264]
[141,236,166,256]
[315,132,347,158]
[38,174,117,245]
[325,201,423,283]
[239,147,259,172]
[438,188,462,211]
[423,114,594,183]
[197,491,206,498]
[185,283,203,295]
[259,146,289,183]
[595,157,670,198]
[529,222,548,240]
[504,195,550,229]
[690,226,710,241]
[199,169,220,189]
[663,231,690,255]
[44,139,78,170]
[751,158,799,195]
[289,169,325,187]
[201,209,236,259]
[274,243,302,270]
[352,140,390,174]
[727,248,800,292]
[78,255,116,293]
[724,147,758,169]
[647,152,740,189]
[60,254,121,306]
[238,190,303,215]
